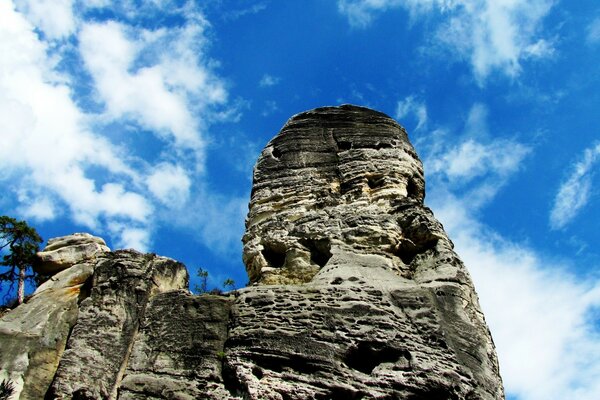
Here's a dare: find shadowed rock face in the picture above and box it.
[231,104,505,399]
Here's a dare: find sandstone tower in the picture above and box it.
[235,104,504,399]
[0,105,503,399]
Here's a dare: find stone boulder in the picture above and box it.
[35,233,110,275]
[0,257,95,399]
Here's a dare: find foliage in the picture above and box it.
[223,278,236,291]
[0,379,15,400]
[194,267,237,294]
[195,267,209,293]
[0,216,43,306]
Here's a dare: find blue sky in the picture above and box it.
[1,0,599,398]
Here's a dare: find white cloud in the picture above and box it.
[259,74,281,87]
[0,0,233,250]
[430,193,600,400]
[79,20,227,157]
[16,0,75,39]
[338,0,555,82]
[147,163,192,207]
[550,142,600,229]
[108,222,151,252]
[395,95,427,130]
[417,104,530,206]
[587,18,600,44]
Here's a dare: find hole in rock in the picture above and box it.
[253,353,320,375]
[406,178,419,199]
[272,147,282,159]
[331,277,343,285]
[406,385,460,400]
[252,366,264,379]
[299,238,332,268]
[317,387,366,400]
[367,174,385,189]
[261,245,286,268]
[345,342,411,374]
[338,141,352,151]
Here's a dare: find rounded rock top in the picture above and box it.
[243,104,427,284]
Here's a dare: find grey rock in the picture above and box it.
[0,105,504,400]
[119,292,233,400]
[47,250,188,399]
[35,233,110,275]
[231,105,504,399]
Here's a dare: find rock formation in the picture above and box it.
[232,104,503,399]
[0,105,504,399]
[0,234,108,399]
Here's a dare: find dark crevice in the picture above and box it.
[361,142,393,150]
[337,141,352,151]
[406,385,460,400]
[366,174,385,189]
[261,245,286,268]
[272,147,282,159]
[299,238,332,268]
[252,353,321,375]
[222,361,250,399]
[316,386,366,400]
[345,342,411,374]
[406,177,419,199]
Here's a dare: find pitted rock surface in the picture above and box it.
[232,105,504,399]
[0,237,98,399]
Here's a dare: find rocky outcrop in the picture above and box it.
[48,251,188,399]
[231,105,504,399]
[0,234,106,399]
[0,105,503,399]
[35,233,110,275]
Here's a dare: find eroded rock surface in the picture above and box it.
[0,235,102,399]
[48,250,188,399]
[35,233,110,275]
[231,104,504,399]
[0,105,503,399]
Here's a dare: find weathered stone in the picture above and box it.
[47,250,188,399]
[231,105,504,399]
[0,261,94,399]
[119,292,233,400]
[35,233,110,275]
[0,105,504,399]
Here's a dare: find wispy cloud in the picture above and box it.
[419,105,600,400]
[431,193,600,400]
[550,142,600,230]
[15,0,76,39]
[395,95,427,131]
[417,103,530,207]
[587,18,600,44]
[0,0,233,251]
[337,0,555,82]
[259,74,281,87]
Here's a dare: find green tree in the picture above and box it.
[223,278,236,291]
[0,216,43,305]
[195,267,209,294]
